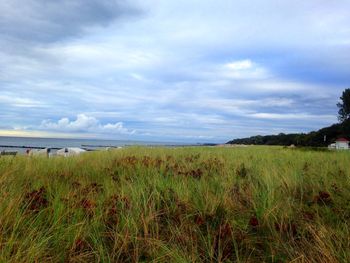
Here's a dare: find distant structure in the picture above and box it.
[56,147,86,157]
[328,138,349,150]
[28,148,51,157]
[0,151,17,156]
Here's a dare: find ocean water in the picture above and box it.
[0,136,187,154]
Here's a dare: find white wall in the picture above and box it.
[336,141,349,150]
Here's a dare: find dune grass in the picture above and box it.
[0,146,349,262]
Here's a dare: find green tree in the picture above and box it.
[337,88,350,122]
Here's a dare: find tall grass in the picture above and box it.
[0,146,349,262]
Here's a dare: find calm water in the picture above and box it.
[0,136,189,154]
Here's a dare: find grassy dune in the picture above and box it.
[0,146,349,262]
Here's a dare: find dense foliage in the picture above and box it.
[0,147,349,262]
[227,119,350,146]
[337,88,350,122]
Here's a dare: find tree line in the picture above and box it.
[227,89,350,147]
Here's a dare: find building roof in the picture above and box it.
[336,138,349,142]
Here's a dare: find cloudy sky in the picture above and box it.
[1,0,349,143]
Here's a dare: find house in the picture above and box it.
[329,138,349,150]
[335,138,349,149]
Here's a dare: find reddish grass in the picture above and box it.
[23,187,49,212]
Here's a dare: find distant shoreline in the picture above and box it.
[0,143,218,151]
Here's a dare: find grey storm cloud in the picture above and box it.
[0,0,140,44]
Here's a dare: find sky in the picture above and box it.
[1,0,350,143]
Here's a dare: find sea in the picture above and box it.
[0,136,193,154]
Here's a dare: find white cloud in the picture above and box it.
[249,112,336,122]
[40,114,135,134]
[225,60,253,70]
[0,94,46,108]
[221,60,270,79]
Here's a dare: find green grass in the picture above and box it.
[0,146,349,262]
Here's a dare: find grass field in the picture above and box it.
[0,146,349,262]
